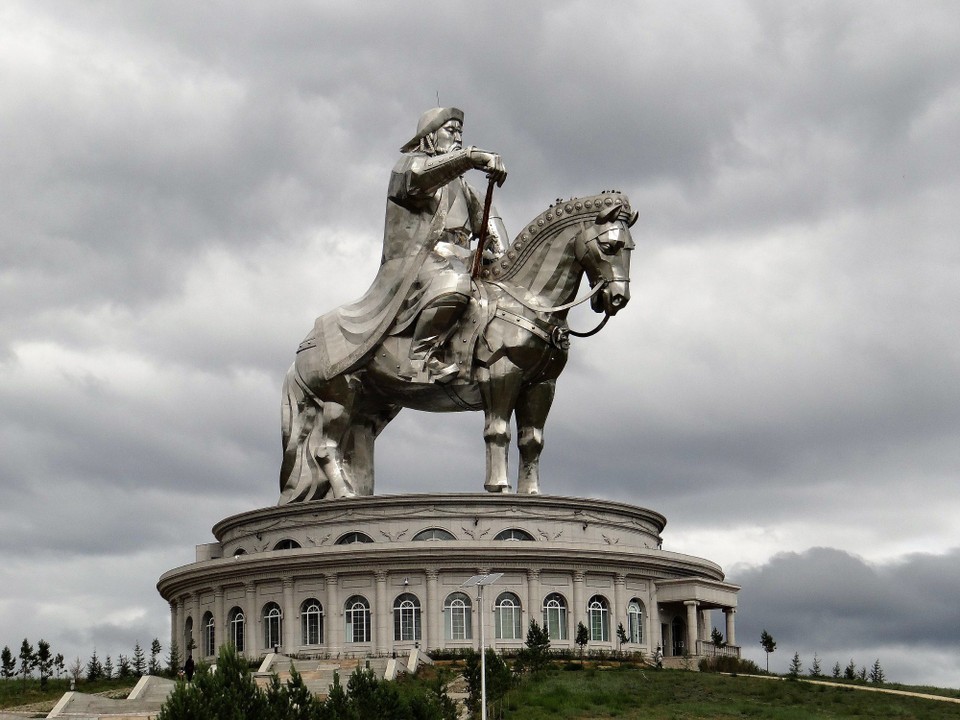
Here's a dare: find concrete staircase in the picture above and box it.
[255,653,411,697]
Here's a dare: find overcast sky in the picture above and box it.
[2,0,958,688]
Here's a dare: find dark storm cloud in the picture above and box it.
[730,547,960,681]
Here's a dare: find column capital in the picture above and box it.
[683,600,698,608]
[723,607,737,615]
[614,573,627,586]
[527,568,540,580]
[375,570,388,583]
[425,569,439,580]
[573,570,585,583]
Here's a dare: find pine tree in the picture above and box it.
[576,621,589,661]
[1,646,15,679]
[36,640,53,688]
[117,654,131,679]
[18,639,37,690]
[788,651,802,678]
[759,630,776,672]
[844,659,857,680]
[832,661,841,678]
[104,655,114,680]
[166,641,181,679]
[710,627,726,648]
[132,641,146,676]
[149,639,163,675]
[519,619,551,673]
[54,653,65,679]
[869,658,885,684]
[86,649,104,682]
[809,653,822,677]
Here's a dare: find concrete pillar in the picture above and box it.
[375,570,389,653]
[684,601,699,656]
[526,569,540,630]
[613,574,627,643]
[213,588,225,656]
[282,577,296,653]
[326,574,340,655]
[169,601,179,659]
[245,583,258,658]
[724,608,737,647]
[648,592,659,652]
[188,593,200,656]
[572,570,585,637]
[426,570,439,650]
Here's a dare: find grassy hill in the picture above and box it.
[497,667,960,719]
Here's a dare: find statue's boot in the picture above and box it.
[408,295,468,383]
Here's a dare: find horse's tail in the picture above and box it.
[278,364,327,503]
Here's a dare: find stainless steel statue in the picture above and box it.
[279,108,636,503]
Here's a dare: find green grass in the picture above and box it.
[500,668,960,719]
[0,677,138,711]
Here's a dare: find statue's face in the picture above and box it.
[433,120,463,154]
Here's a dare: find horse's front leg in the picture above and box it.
[477,358,522,493]
[515,380,556,495]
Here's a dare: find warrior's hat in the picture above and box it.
[400,107,464,153]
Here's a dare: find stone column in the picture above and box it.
[648,592,659,652]
[572,570,585,639]
[684,600,699,656]
[282,578,296,653]
[326,574,340,655]
[176,597,186,655]
[613,574,627,644]
[724,608,737,647]
[375,570,389,653]
[189,593,200,656]
[526,569,540,630]
[426,570,440,650]
[245,583,258,658]
[169,601,179,658]
[213,589,225,657]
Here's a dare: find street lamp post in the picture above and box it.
[462,572,503,720]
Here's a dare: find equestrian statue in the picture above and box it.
[279,107,636,503]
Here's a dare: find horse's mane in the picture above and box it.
[480,191,633,283]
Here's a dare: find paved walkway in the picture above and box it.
[731,674,960,705]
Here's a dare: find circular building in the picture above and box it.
[157,493,740,662]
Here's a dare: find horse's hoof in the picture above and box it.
[484,483,512,493]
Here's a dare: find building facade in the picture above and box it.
[157,494,739,661]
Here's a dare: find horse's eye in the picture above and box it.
[598,241,616,255]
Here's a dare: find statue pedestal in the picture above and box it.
[158,493,739,661]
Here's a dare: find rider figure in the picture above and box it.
[386,107,508,382]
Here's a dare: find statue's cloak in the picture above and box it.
[294,154,484,383]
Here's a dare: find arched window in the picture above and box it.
[228,607,245,653]
[273,539,301,550]
[263,602,282,650]
[588,595,609,642]
[301,599,323,646]
[336,531,374,545]
[234,548,247,556]
[393,593,422,642]
[444,592,472,640]
[627,599,644,644]
[183,616,194,656]
[202,611,215,657]
[344,595,371,643]
[495,592,522,640]
[542,593,568,641]
[494,528,534,541]
[412,528,456,541]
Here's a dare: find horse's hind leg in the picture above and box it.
[315,374,362,498]
[515,380,556,495]
[343,403,401,496]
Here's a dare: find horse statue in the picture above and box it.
[278,191,636,502]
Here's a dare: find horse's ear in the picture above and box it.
[628,210,639,228]
[595,203,620,224]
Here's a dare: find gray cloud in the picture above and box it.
[2,0,959,687]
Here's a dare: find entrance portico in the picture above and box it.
[655,577,739,659]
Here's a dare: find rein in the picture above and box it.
[489,280,613,339]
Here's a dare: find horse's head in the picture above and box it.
[575,195,637,316]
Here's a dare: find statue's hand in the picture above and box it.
[469,147,508,187]
[484,220,505,257]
